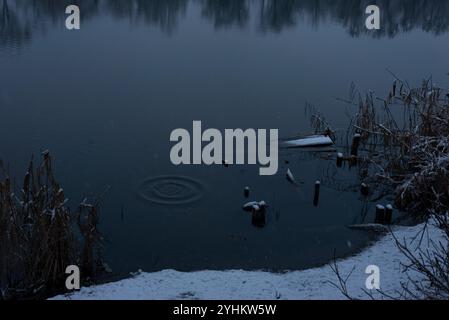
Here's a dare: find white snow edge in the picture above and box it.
[51,222,446,300]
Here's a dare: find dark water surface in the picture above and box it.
[1,0,449,274]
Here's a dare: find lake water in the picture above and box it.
[1,0,449,274]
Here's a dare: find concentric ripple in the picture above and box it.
[138,176,204,205]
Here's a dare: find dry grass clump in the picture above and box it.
[349,79,449,299]
[0,151,102,299]
[345,78,449,219]
[330,79,449,300]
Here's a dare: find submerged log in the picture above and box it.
[242,200,267,212]
[283,135,334,148]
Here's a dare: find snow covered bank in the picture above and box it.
[52,223,446,300]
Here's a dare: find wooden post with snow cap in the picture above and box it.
[361,183,369,197]
[385,204,393,225]
[244,186,250,198]
[351,134,361,157]
[313,181,321,207]
[336,153,344,168]
[250,201,267,229]
[375,204,386,224]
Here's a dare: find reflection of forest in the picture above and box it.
[2,0,449,48]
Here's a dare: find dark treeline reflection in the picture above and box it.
[257,0,449,35]
[201,0,249,29]
[106,0,187,33]
[1,0,449,48]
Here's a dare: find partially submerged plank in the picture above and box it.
[283,135,334,148]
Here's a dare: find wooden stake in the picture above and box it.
[385,204,393,225]
[361,183,369,197]
[313,181,321,207]
[351,134,361,157]
[244,187,250,198]
[336,153,344,168]
[375,204,385,224]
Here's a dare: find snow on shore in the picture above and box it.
[52,222,446,300]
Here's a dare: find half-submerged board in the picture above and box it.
[283,135,334,148]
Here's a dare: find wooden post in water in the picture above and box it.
[385,204,393,225]
[375,205,385,224]
[351,134,361,157]
[244,186,250,198]
[349,155,357,167]
[251,208,266,229]
[361,183,369,197]
[336,153,344,168]
[313,181,321,207]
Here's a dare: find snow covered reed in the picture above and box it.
[0,152,102,299]
[334,79,449,299]
[345,78,449,219]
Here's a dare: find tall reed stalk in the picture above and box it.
[0,152,102,299]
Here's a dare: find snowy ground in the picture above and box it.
[52,222,446,300]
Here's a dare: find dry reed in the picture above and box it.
[0,151,102,299]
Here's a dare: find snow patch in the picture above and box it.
[51,223,446,300]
